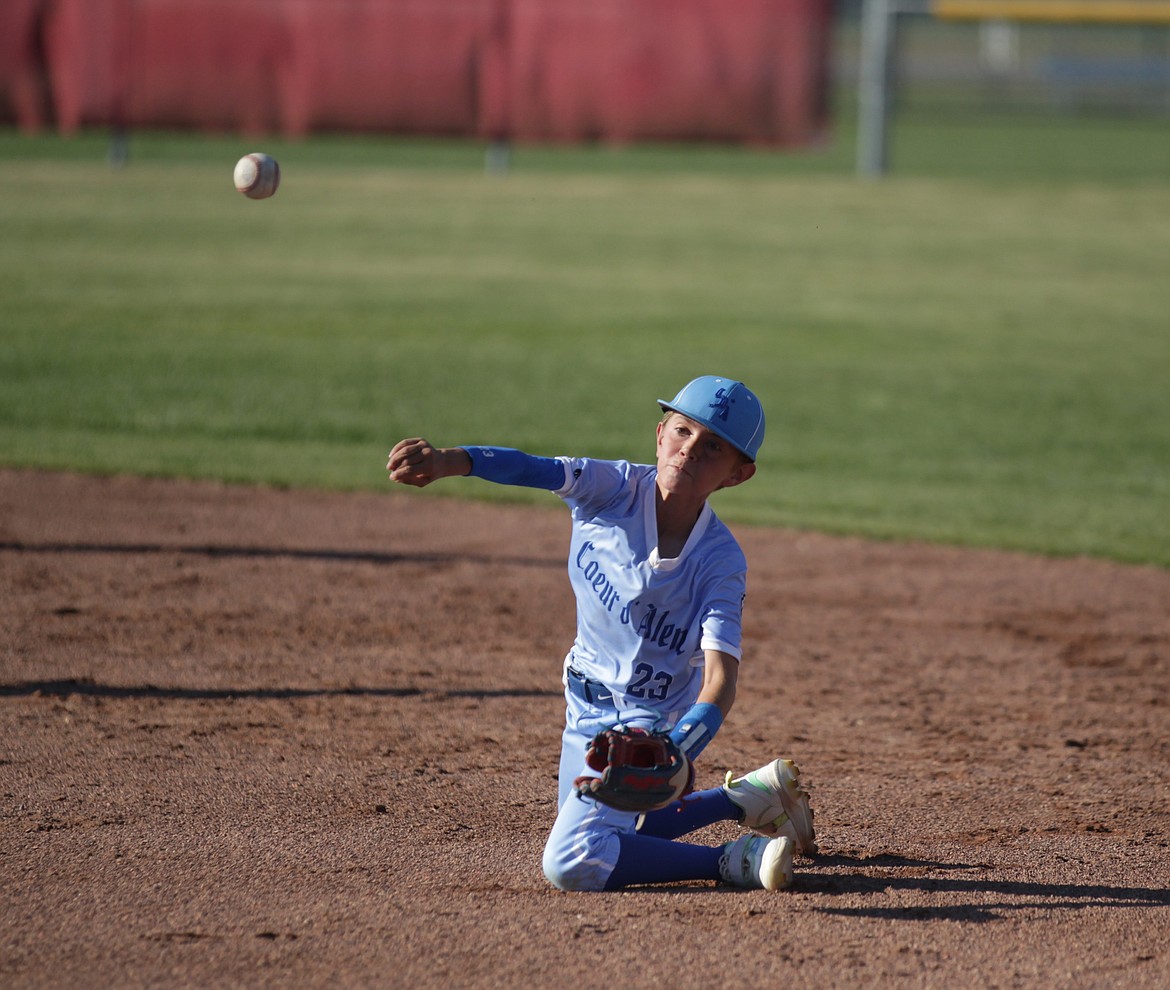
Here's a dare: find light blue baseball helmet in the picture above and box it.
[657,376,766,461]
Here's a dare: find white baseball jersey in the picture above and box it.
[553,457,747,719]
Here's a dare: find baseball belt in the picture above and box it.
[566,667,615,707]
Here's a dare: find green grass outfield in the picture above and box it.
[2,118,1169,566]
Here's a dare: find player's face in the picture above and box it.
[655,413,755,499]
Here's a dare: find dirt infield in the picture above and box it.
[2,468,1167,988]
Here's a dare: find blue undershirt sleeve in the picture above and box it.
[464,446,566,490]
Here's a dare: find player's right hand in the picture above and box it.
[386,438,469,487]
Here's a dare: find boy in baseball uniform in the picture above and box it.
[387,376,815,891]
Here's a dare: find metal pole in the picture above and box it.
[857,0,897,178]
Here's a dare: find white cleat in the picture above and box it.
[719,834,794,891]
[723,758,817,854]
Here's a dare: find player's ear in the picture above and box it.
[718,461,756,490]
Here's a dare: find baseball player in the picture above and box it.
[387,375,815,891]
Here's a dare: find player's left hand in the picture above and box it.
[573,725,693,813]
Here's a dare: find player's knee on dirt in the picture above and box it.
[542,828,615,892]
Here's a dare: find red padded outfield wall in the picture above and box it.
[1,0,832,147]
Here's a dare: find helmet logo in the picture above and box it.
[708,387,732,422]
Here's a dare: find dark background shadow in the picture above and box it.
[801,852,1170,921]
[0,540,562,570]
[0,678,559,701]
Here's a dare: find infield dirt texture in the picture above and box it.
[2,469,1168,988]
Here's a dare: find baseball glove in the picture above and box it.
[573,725,693,813]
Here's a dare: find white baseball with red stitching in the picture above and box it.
[233,153,280,200]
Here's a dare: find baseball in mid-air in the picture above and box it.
[233,152,280,199]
